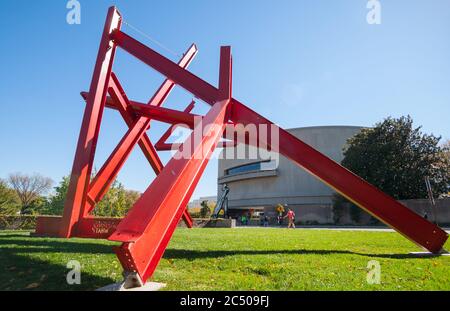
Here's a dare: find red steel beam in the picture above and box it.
[155,141,236,151]
[112,30,220,105]
[229,100,448,253]
[81,93,200,128]
[36,215,122,239]
[59,7,122,238]
[129,102,199,127]
[110,98,231,281]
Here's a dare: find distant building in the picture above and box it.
[188,196,217,210]
[217,126,364,224]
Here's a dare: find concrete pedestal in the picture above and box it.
[97,282,166,291]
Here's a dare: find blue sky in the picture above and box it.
[0,0,449,199]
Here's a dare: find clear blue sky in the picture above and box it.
[1,0,449,199]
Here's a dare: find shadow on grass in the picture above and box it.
[1,235,429,262]
[0,235,116,290]
[0,236,115,254]
[162,248,433,260]
[0,232,437,290]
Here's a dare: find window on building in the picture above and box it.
[226,162,261,176]
[225,160,277,176]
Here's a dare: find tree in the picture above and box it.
[8,173,53,214]
[94,180,140,217]
[43,174,140,217]
[333,116,450,223]
[43,175,70,215]
[439,139,450,197]
[0,178,20,215]
[200,200,212,218]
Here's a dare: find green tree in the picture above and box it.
[44,175,140,217]
[94,180,140,217]
[43,175,70,215]
[333,116,450,223]
[200,200,212,218]
[26,196,49,215]
[438,139,450,197]
[0,178,20,215]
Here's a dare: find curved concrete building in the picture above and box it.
[217,125,363,224]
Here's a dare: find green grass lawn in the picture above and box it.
[0,228,449,291]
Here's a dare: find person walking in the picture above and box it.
[284,208,296,229]
[241,214,247,226]
[276,203,286,227]
[263,215,269,227]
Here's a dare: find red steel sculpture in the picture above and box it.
[36,6,448,287]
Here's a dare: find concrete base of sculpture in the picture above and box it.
[97,282,166,291]
[203,218,236,228]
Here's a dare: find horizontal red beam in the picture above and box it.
[35,216,121,239]
[155,140,237,151]
[81,92,200,128]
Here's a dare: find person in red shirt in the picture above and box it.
[284,208,296,228]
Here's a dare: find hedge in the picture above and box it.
[0,215,37,230]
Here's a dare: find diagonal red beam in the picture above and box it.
[229,99,448,253]
[109,47,232,283]
[59,7,122,238]
[112,30,220,105]
[110,98,231,281]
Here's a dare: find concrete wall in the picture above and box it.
[400,199,450,225]
[259,198,450,226]
[218,126,364,215]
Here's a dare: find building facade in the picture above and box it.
[217,126,364,223]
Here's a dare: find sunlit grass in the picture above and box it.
[0,228,449,290]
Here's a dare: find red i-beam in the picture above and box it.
[35,6,447,286]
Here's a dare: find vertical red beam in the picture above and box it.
[59,7,122,238]
[230,100,448,253]
[218,46,232,101]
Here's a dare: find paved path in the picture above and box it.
[235,226,450,234]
